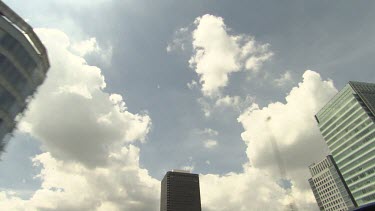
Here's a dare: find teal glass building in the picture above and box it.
[315,81,375,206]
[0,2,49,152]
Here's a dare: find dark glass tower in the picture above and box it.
[160,170,202,211]
[0,2,49,152]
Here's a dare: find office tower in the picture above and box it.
[308,155,356,211]
[160,170,201,211]
[0,2,49,151]
[315,81,375,206]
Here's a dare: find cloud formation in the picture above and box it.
[0,29,158,211]
[1,25,339,211]
[238,70,337,188]
[188,14,273,97]
[199,70,338,211]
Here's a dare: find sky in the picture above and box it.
[1,0,375,210]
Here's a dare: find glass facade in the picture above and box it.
[309,155,356,211]
[0,2,49,150]
[316,82,375,206]
[160,171,202,211]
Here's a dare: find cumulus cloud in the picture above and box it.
[19,29,151,168]
[71,37,113,65]
[188,14,273,97]
[0,24,339,211]
[238,70,337,189]
[71,37,101,56]
[215,95,241,108]
[198,70,337,211]
[0,29,158,211]
[200,167,288,211]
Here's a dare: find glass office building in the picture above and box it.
[315,81,375,206]
[160,170,201,211]
[0,2,49,151]
[308,155,356,211]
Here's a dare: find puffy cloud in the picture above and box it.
[71,37,101,56]
[215,95,241,108]
[70,37,113,65]
[188,14,273,97]
[0,29,158,211]
[200,167,287,211]
[20,29,151,168]
[1,148,159,211]
[1,26,338,211]
[196,70,337,211]
[238,70,337,189]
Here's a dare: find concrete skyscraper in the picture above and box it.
[0,1,49,152]
[160,170,201,211]
[308,155,356,211]
[315,81,375,206]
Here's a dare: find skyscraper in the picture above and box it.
[160,170,202,211]
[0,2,49,152]
[308,155,356,211]
[315,81,375,206]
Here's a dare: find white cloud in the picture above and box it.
[71,37,113,65]
[18,29,151,168]
[203,139,218,149]
[274,71,293,86]
[180,165,195,173]
[238,70,337,190]
[200,167,288,211]
[196,70,337,211]
[0,29,158,211]
[0,26,339,211]
[188,14,272,97]
[71,37,100,56]
[215,95,241,108]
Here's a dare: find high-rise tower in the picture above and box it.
[308,155,356,211]
[315,81,375,206]
[0,2,49,152]
[160,170,201,211]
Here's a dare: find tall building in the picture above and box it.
[0,2,49,151]
[160,170,201,211]
[315,81,375,206]
[308,155,356,211]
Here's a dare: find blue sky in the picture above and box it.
[1,1,375,210]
